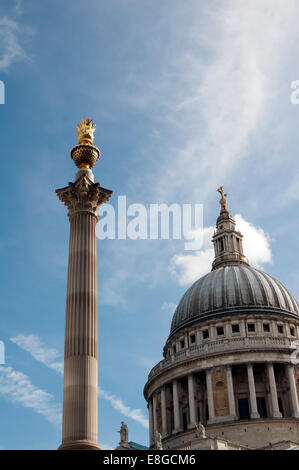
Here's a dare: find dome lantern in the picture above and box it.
[212,187,249,270]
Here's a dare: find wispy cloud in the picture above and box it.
[10,334,64,375]
[99,388,148,429]
[170,214,272,285]
[11,333,148,429]
[123,1,297,204]
[0,17,27,72]
[0,365,61,426]
[162,302,177,314]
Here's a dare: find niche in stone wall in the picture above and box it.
[212,368,229,417]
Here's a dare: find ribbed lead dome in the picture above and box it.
[170,266,299,336]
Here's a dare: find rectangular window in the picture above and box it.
[180,339,185,348]
[257,397,268,418]
[277,325,284,334]
[190,334,196,344]
[217,326,224,336]
[232,324,240,333]
[238,398,250,420]
[290,327,295,336]
[202,330,209,340]
[247,323,255,332]
[263,323,270,333]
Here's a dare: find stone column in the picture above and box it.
[206,369,215,424]
[172,380,181,433]
[188,374,196,429]
[267,362,282,418]
[247,363,259,419]
[286,364,299,418]
[57,171,112,450]
[152,393,158,435]
[161,387,168,437]
[148,399,154,446]
[226,365,237,420]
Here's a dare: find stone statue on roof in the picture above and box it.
[119,421,129,445]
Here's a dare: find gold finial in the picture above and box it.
[217,186,228,213]
[76,118,96,145]
[71,118,100,170]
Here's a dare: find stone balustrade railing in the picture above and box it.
[148,335,294,380]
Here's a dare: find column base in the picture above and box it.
[188,423,196,430]
[58,440,101,450]
[250,412,260,419]
[271,412,282,419]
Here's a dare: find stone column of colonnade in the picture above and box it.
[267,363,282,419]
[206,369,215,424]
[161,387,168,437]
[247,363,260,419]
[286,364,299,418]
[226,365,237,419]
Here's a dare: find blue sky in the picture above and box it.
[1,0,299,450]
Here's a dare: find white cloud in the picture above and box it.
[10,334,64,375]
[99,388,148,429]
[0,17,27,71]
[170,214,272,285]
[234,214,272,267]
[11,333,148,429]
[0,365,61,426]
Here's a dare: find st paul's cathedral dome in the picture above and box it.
[144,187,299,450]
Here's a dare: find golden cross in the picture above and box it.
[217,186,227,199]
[217,186,228,213]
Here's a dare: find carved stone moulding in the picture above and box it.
[70,144,100,170]
[56,174,112,220]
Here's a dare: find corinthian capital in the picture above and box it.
[56,173,112,219]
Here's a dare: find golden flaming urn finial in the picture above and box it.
[70,118,101,170]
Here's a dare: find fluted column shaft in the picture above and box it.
[161,387,168,437]
[57,172,112,450]
[61,211,99,448]
[188,374,196,428]
[247,363,259,419]
[286,364,299,418]
[226,365,237,419]
[172,380,181,433]
[267,362,282,418]
[152,393,158,436]
[206,369,215,424]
